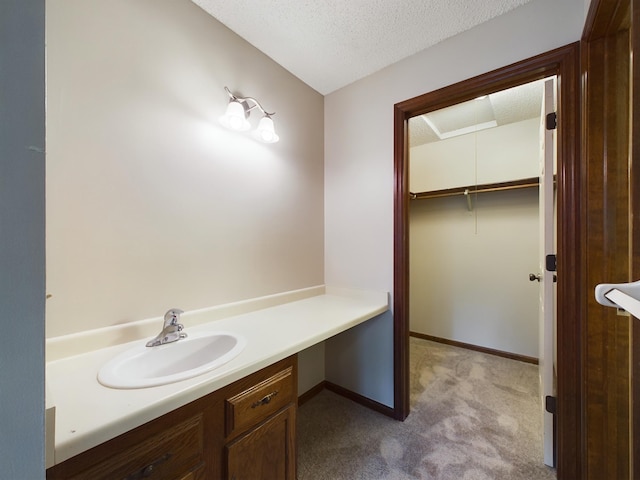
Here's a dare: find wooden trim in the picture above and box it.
[582,0,635,477]
[297,382,326,407]
[410,177,539,200]
[325,382,396,418]
[634,319,640,480]
[410,332,539,365]
[393,102,411,421]
[393,43,581,479]
[298,381,396,419]
[626,4,637,478]
[583,0,625,39]
[395,48,578,116]
[554,44,583,480]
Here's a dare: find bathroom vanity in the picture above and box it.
[45,287,388,479]
[47,356,297,479]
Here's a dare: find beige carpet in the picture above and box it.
[297,337,556,480]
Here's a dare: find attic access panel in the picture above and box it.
[409,79,545,148]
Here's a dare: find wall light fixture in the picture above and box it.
[219,87,279,143]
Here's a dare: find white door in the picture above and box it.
[538,77,556,467]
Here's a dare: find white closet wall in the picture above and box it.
[411,118,540,192]
[409,117,540,358]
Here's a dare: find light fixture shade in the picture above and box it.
[254,115,279,143]
[219,100,251,132]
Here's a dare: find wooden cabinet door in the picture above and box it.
[225,406,296,480]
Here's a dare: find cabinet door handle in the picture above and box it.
[251,390,279,408]
[124,453,171,479]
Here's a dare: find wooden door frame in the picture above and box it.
[582,0,638,478]
[392,43,582,478]
[633,0,639,473]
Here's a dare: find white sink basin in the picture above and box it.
[98,331,246,389]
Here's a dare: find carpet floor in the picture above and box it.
[297,337,556,480]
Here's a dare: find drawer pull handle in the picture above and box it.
[251,390,279,408]
[124,453,171,479]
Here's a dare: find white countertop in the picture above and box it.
[46,287,388,464]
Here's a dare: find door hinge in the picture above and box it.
[546,112,557,130]
[545,395,557,414]
[545,254,557,272]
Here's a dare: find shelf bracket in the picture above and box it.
[464,188,473,211]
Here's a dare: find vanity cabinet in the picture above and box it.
[46,356,297,480]
[224,363,296,479]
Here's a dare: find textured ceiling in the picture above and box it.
[191,0,534,94]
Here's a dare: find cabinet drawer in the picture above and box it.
[225,366,294,438]
[48,414,204,480]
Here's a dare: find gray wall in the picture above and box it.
[0,1,46,477]
[324,0,584,407]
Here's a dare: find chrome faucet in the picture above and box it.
[146,308,187,347]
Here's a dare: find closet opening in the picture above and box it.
[392,44,581,478]
[407,77,557,471]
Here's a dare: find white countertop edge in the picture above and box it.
[47,289,389,465]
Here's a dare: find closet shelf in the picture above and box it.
[410,177,540,201]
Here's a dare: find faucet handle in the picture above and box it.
[163,308,184,326]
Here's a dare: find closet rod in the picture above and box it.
[410,177,540,200]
